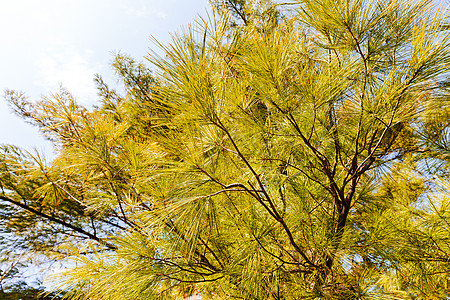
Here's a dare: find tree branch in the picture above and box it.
[0,195,116,250]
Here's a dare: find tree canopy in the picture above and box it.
[1,0,450,298]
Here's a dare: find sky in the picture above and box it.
[1,0,449,157]
[0,0,209,156]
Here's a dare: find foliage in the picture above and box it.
[1,0,450,299]
[0,281,64,300]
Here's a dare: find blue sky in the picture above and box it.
[0,0,209,155]
[2,0,449,157]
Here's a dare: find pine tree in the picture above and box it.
[1,0,450,298]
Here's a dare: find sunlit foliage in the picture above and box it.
[1,0,450,298]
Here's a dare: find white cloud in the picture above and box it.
[0,0,209,153]
[119,2,168,19]
[120,3,150,17]
[34,50,99,106]
[157,11,168,20]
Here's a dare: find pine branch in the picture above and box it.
[0,195,116,250]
